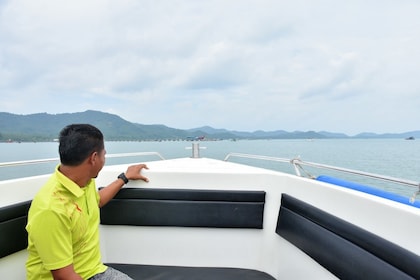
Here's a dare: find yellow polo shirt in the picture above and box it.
[26,166,107,279]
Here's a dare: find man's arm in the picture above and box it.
[98,164,148,208]
[51,264,83,280]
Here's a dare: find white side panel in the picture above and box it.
[0,250,27,280]
[0,175,49,206]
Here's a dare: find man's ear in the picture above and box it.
[89,152,98,165]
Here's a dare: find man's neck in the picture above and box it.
[58,164,91,188]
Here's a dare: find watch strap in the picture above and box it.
[118,172,129,184]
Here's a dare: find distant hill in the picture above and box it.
[0,111,195,141]
[0,110,240,141]
[189,126,328,139]
[355,131,420,139]
[0,110,419,141]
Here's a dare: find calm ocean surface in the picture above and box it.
[1,139,420,198]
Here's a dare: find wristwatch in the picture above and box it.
[118,172,129,184]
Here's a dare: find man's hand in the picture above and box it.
[125,164,149,182]
[99,163,149,208]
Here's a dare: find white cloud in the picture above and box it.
[0,0,420,134]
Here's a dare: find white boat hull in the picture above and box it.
[1,157,419,279]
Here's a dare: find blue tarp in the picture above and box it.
[316,175,420,209]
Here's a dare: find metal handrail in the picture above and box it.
[224,152,290,163]
[291,158,419,187]
[0,158,59,167]
[2,151,419,200]
[0,152,165,168]
[105,152,165,160]
[224,152,419,188]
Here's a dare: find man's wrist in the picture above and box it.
[117,172,129,184]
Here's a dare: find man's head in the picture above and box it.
[59,124,105,166]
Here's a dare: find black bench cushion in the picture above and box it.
[106,263,275,280]
[0,200,31,258]
[101,188,265,229]
[276,193,420,280]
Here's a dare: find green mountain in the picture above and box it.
[0,110,206,141]
[0,110,419,142]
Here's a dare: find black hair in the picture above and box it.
[58,124,104,166]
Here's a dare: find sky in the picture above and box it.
[0,0,419,135]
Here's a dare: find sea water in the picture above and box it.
[1,139,419,198]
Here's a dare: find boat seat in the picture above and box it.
[102,188,272,279]
[106,263,276,280]
[0,200,31,258]
[276,193,420,280]
[101,188,266,228]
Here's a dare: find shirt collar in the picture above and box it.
[55,165,90,198]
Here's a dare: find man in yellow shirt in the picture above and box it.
[26,124,149,280]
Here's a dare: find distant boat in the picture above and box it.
[405,136,415,140]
